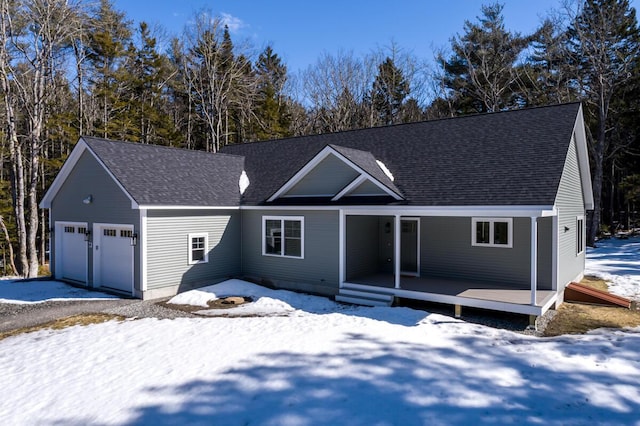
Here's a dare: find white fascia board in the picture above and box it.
[266,146,335,202]
[342,205,557,217]
[573,105,594,210]
[267,145,403,202]
[40,139,89,208]
[40,137,140,210]
[331,175,367,201]
[328,149,403,201]
[241,204,557,217]
[139,205,240,210]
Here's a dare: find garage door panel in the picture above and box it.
[59,223,87,283]
[95,225,134,294]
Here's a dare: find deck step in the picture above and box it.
[335,287,394,307]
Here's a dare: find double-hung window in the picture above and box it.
[188,233,208,264]
[472,218,513,248]
[263,216,304,258]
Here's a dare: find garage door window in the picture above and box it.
[188,233,208,265]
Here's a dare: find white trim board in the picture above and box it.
[40,138,139,210]
[267,145,403,202]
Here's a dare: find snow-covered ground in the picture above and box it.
[0,278,118,304]
[0,241,639,425]
[585,236,640,301]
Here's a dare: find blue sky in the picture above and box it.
[112,0,638,74]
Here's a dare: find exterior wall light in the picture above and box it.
[84,229,92,242]
[131,233,138,246]
[82,195,93,204]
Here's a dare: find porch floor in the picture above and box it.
[345,274,555,308]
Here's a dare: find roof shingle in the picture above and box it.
[83,137,244,207]
[222,103,581,206]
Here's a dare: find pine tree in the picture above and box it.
[370,57,410,125]
[254,46,290,140]
[86,0,132,138]
[567,0,640,244]
[125,22,179,145]
[438,3,531,113]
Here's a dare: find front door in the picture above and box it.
[400,218,419,276]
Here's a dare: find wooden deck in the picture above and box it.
[344,274,557,316]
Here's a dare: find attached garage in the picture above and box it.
[55,221,88,283]
[93,223,134,295]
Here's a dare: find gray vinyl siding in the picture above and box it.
[241,210,339,292]
[286,155,359,196]
[345,216,380,279]
[556,136,586,287]
[349,180,386,196]
[146,210,240,290]
[50,150,140,289]
[421,216,552,288]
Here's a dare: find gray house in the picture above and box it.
[40,103,593,319]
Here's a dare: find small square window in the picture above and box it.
[188,233,208,264]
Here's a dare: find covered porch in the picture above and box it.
[338,206,559,317]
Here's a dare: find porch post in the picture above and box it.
[339,209,345,288]
[530,216,538,306]
[552,213,558,291]
[394,214,401,289]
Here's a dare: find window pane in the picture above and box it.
[265,220,282,254]
[494,221,509,245]
[192,249,204,261]
[284,237,301,257]
[476,221,490,244]
[284,220,300,238]
[577,219,584,253]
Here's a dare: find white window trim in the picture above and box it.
[262,215,304,259]
[471,217,513,248]
[576,215,585,255]
[188,233,209,265]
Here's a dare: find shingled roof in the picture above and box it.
[82,137,244,207]
[222,103,583,206]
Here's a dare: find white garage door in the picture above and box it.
[58,222,88,283]
[94,224,134,294]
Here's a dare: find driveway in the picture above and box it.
[0,281,196,334]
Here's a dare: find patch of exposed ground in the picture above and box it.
[0,313,125,341]
[543,302,640,336]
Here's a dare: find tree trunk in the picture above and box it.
[588,107,607,246]
[0,216,17,276]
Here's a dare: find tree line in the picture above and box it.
[1,0,639,277]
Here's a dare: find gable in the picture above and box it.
[285,154,359,197]
[267,145,404,202]
[41,139,137,209]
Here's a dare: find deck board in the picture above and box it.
[346,274,555,307]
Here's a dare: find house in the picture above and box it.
[40,102,593,320]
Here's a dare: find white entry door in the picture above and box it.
[57,222,88,283]
[94,224,134,294]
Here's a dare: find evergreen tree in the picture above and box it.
[438,3,531,113]
[86,0,132,138]
[567,0,640,244]
[254,45,290,140]
[125,22,179,145]
[371,57,410,125]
